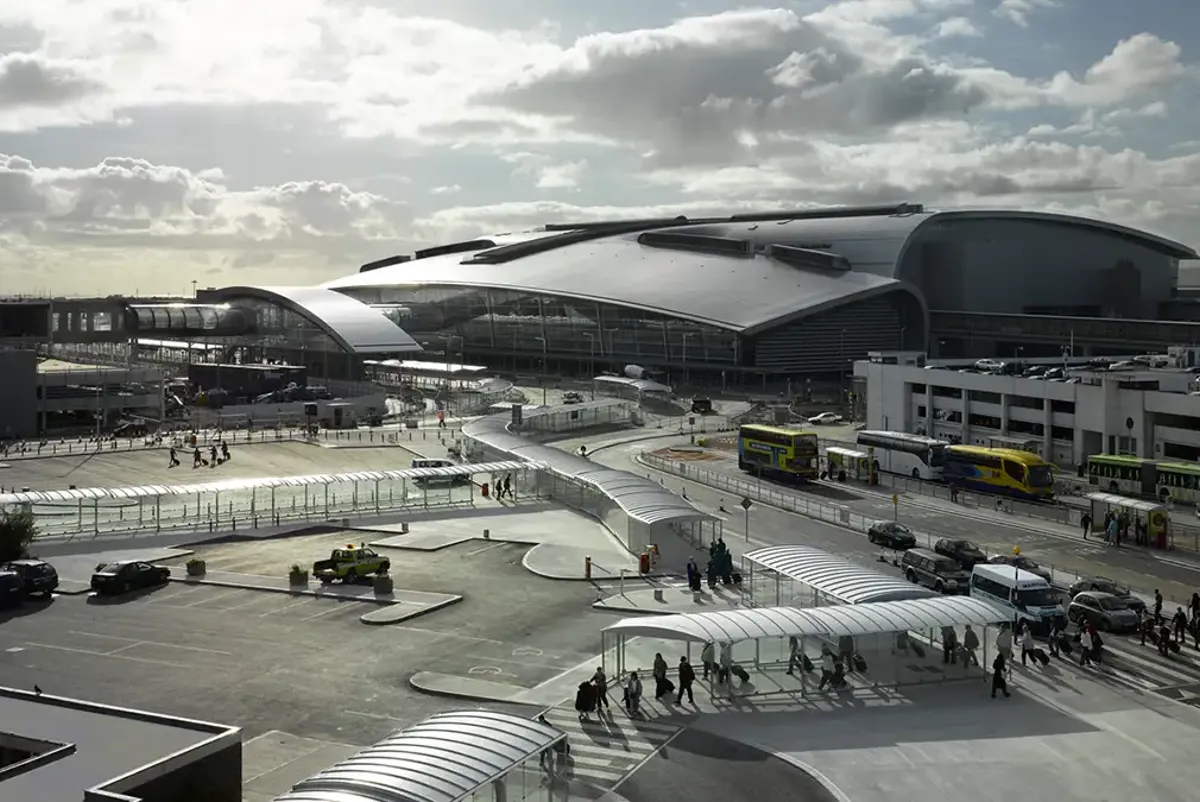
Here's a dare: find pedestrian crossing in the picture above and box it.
[540,702,680,790]
[1045,638,1200,695]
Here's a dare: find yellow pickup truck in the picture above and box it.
[312,545,391,584]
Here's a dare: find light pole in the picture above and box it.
[582,332,596,380]
[840,328,847,391]
[191,280,197,299]
[604,327,619,367]
[535,335,548,405]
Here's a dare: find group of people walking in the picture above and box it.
[573,655,701,720]
[684,537,738,591]
[168,441,230,469]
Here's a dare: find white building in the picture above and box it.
[854,352,1200,467]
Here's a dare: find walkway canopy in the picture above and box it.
[744,545,936,606]
[273,710,564,802]
[462,414,713,526]
[601,596,1010,644]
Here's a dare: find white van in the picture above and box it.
[969,564,1066,635]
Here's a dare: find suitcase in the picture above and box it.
[1057,634,1073,655]
[1169,640,1182,654]
[853,653,868,672]
[662,677,675,693]
[802,654,814,672]
[731,665,750,682]
[1032,648,1050,667]
[732,572,743,585]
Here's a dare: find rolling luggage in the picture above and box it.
[1057,633,1073,655]
[852,653,868,672]
[802,654,814,672]
[1169,640,1182,654]
[732,572,743,585]
[731,664,750,682]
[1031,648,1050,667]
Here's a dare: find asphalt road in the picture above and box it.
[617,728,837,802]
[0,538,606,745]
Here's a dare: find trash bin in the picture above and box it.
[481,482,489,498]
[638,552,651,573]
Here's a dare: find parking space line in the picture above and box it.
[67,632,234,657]
[394,627,507,645]
[465,542,508,557]
[259,599,314,618]
[26,642,190,669]
[180,588,247,607]
[479,655,581,670]
[223,594,277,612]
[300,604,351,622]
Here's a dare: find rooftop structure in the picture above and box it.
[0,686,240,802]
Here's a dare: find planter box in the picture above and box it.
[373,575,394,595]
[186,561,207,577]
[289,572,309,586]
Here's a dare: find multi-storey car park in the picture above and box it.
[854,348,1200,471]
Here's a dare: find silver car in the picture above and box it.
[1068,591,1141,633]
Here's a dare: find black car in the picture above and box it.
[933,538,987,569]
[0,559,59,598]
[90,561,171,595]
[1067,577,1145,614]
[0,570,22,608]
[867,521,917,550]
[987,554,1053,583]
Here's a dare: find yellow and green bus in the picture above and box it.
[737,424,819,482]
[1087,454,1200,503]
[943,445,1055,501]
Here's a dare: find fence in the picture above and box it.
[639,451,1196,603]
[22,466,547,540]
[0,424,465,463]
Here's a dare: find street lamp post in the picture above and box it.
[681,332,696,388]
[535,335,548,405]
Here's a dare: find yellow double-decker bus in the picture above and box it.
[944,445,1055,501]
[737,424,819,482]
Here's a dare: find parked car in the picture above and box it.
[901,548,971,594]
[691,397,714,415]
[1067,577,1145,613]
[933,538,987,569]
[90,561,171,595]
[808,412,843,425]
[987,554,1053,583]
[0,559,59,598]
[867,521,917,550]
[562,391,584,404]
[0,570,22,608]
[1068,591,1141,632]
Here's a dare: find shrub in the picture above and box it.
[0,508,37,563]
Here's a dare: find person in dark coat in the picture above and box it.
[991,652,1011,699]
[574,681,595,721]
[676,656,696,704]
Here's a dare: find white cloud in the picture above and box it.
[994,0,1059,28]
[934,17,981,38]
[0,3,1196,293]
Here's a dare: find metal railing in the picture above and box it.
[639,451,1196,603]
[0,424,465,462]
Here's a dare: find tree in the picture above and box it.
[0,507,37,563]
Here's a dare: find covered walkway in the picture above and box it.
[602,596,1010,698]
[273,710,564,802]
[743,544,937,608]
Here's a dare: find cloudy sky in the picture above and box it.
[1,0,1198,295]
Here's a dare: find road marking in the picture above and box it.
[224,593,276,612]
[479,655,578,670]
[469,665,504,675]
[259,599,312,618]
[180,588,245,608]
[66,631,232,656]
[513,647,544,657]
[465,542,507,557]
[300,604,349,622]
[344,710,407,722]
[26,642,190,669]
[393,626,507,645]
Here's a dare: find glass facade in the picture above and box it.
[338,285,739,375]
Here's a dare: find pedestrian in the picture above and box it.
[996,624,1014,674]
[591,667,608,711]
[941,626,958,665]
[1174,607,1189,643]
[718,642,733,685]
[1080,512,1091,540]
[1047,621,1061,658]
[676,656,696,705]
[701,642,715,679]
[192,447,202,469]
[787,636,805,675]
[1079,626,1093,667]
[1020,624,1036,666]
[623,671,642,715]
[1155,589,1164,624]
[686,558,699,592]
[221,441,230,462]
[1189,592,1200,623]
[818,647,836,691]
[574,681,595,721]
[168,446,179,468]
[961,624,980,667]
[991,652,1011,698]
[652,652,672,699]
[1106,516,1119,546]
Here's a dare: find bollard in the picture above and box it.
[483,528,490,539]
[653,588,664,602]
[585,556,592,580]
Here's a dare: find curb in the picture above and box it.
[360,595,462,625]
[735,739,853,802]
[407,672,524,704]
[172,575,394,605]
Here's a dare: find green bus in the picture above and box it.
[1086,454,1200,503]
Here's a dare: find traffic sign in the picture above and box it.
[891,493,898,506]
[740,497,752,511]
[689,416,696,426]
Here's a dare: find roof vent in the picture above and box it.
[637,231,753,258]
[767,245,851,271]
[414,240,497,260]
[465,219,700,265]
[359,254,411,273]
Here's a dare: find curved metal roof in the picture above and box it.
[212,285,423,355]
[745,545,936,605]
[274,710,564,802]
[602,596,1011,644]
[326,234,914,332]
[462,414,714,526]
[0,460,540,506]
